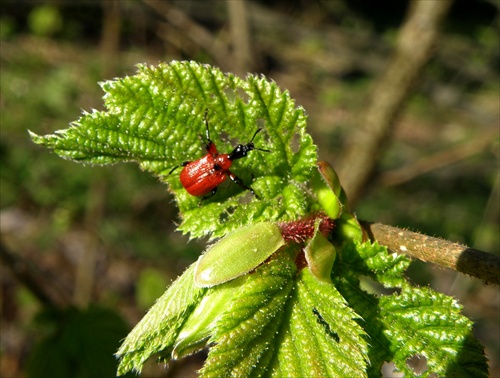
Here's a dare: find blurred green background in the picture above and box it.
[1,0,498,377]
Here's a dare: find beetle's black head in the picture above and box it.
[229,129,270,160]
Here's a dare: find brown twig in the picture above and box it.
[142,0,232,71]
[100,0,121,78]
[378,131,498,187]
[227,0,254,76]
[361,221,500,285]
[338,0,454,206]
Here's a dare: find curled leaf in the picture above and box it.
[195,222,285,287]
[304,219,337,283]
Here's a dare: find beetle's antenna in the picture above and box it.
[204,109,210,141]
[250,128,270,153]
[250,128,262,142]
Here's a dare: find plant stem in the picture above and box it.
[361,221,500,285]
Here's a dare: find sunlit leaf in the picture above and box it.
[30,61,318,239]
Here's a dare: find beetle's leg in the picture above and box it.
[227,171,261,200]
[168,161,189,175]
[198,187,218,206]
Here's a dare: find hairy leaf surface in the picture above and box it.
[31,61,317,238]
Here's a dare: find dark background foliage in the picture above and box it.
[1,0,498,376]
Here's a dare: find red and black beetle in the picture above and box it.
[170,110,269,199]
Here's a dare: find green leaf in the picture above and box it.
[332,241,411,375]
[117,237,487,377]
[380,284,488,377]
[199,249,297,377]
[30,61,318,238]
[333,213,363,244]
[340,240,411,288]
[195,222,285,287]
[304,218,337,283]
[333,241,487,377]
[27,306,130,378]
[172,277,246,359]
[135,267,170,310]
[116,264,206,375]
[27,336,73,378]
[273,268,369,378]
[333,266,392,377]
[119,248,371,378]
[199,250,369,378]
[312,160,345,219]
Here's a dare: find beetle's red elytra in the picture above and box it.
[170,110,269,199]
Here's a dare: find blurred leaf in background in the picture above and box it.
[28,4,62,38]
[26,306,134,378]
[135,267,169,311]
